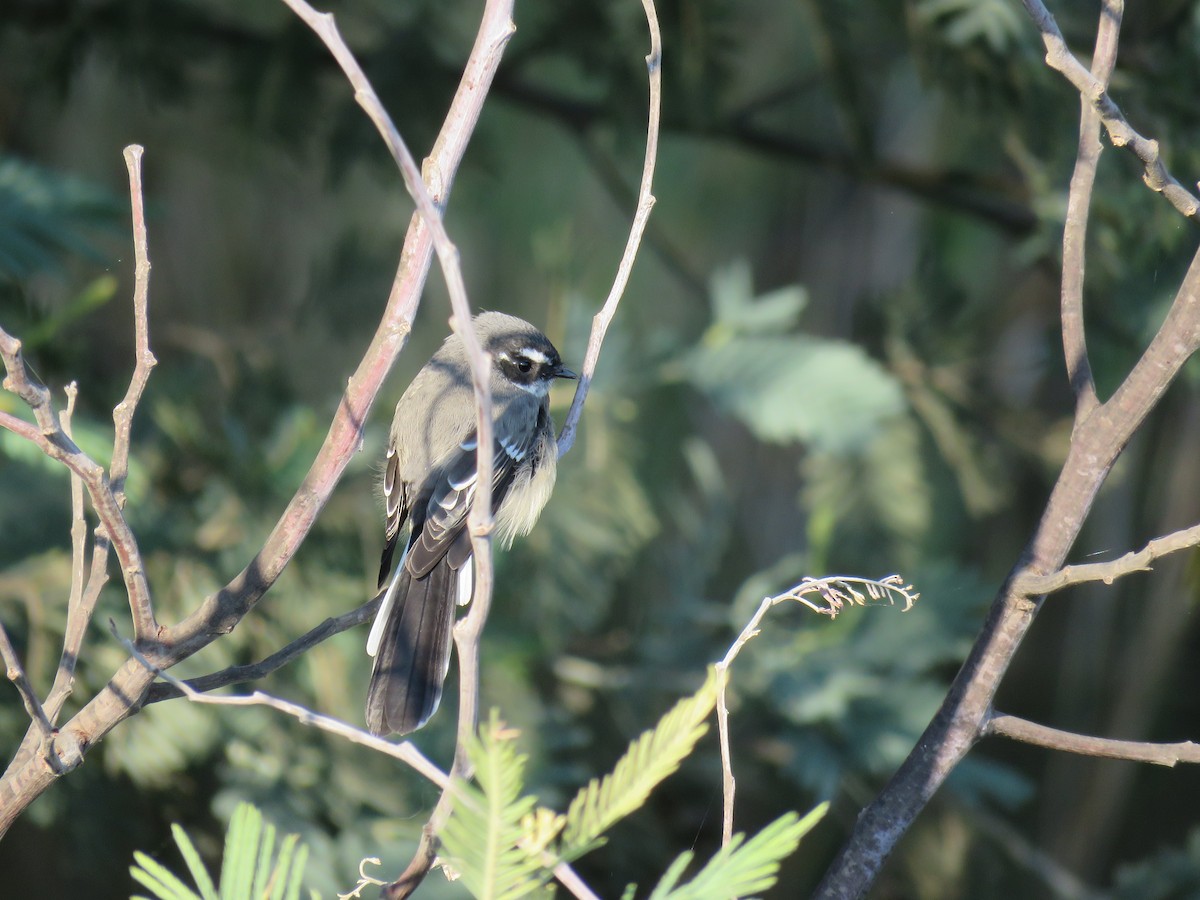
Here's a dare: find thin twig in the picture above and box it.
[145,594,383,703]
[117,624,450,789]
[986,711,1200,767]
[114,145,158,640]
[112,145,158,510]
[0,387,155,645]
[1020,0,1200,221]
[0,148,160,645]
[1013,521,1200,595]
[714,576,918,845]
[556,0,662,456]
[1060,0,1122,419]
[0,623,54,744]
[43,383,89,724]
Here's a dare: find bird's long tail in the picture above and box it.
[365,557,458,736]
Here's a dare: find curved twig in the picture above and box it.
[556,0,662,456]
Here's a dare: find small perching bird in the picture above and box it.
[365,312,575,736]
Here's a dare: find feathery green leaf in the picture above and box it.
[562,668,723,852]
[129,803,310,900]
[171,824,219,900]
[437,712,558,900]
[130,851,204,900]
[646,803,827,899]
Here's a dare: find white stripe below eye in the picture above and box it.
[513,380,551,398]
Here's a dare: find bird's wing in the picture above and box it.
[405,424,534,580]
[376,443,409,589]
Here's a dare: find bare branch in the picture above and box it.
[0,388,156,645]
[553,863,603,900]
[1020,0,1200,220]
[556,0,662,456]
[986,712,1200,767]
[43,383,92,724]
[1060,0,1122,418]
[715,576,918,846]
[1014,521,1200,595]
[112,145,158,510]
[0,623,54,744]
[145,595,382,703]
[118,625,450,788]
[276,1,522,896]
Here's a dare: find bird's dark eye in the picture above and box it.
[516,357,533,374]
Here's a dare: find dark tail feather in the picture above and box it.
[365,560,456,736]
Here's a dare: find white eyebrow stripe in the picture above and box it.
[501,346,551,365]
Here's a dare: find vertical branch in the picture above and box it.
[275,12,502,733]
[557,0,662,456]
[115,146,158,641]
[1060,0,1122,420]
[714,596,773,846]
[112,146,158,508]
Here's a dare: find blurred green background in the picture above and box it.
[3,0,1200,897]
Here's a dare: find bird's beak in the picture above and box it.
[555,365,578,380]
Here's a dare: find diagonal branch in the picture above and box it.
[0,388,156,645]
[118,626,450,788]
[986,712,1200,767]
[144,595,382,703]
[0,623,54,747]
[814,161,1200,900]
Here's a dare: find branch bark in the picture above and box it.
[1020,0,1200,220]
[986,712,1200,767]
[1059,0,1121,419]
[1014,521,1200,595]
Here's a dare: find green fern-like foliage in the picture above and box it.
[561,667,723,853]
[643,804,828,899]
[437,711,561,900]
[129,802,312,900]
